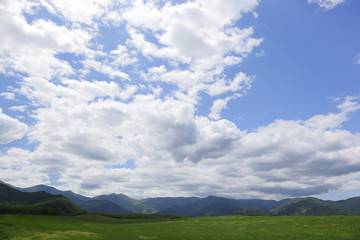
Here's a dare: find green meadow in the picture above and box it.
[1,214,360,240]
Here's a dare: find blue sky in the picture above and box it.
[0,0,359,200]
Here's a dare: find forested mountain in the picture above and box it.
[79,199,132,214]
[271,197,350,216]
[3,180,360,216]
[0,183,84,215]
[139,197,200,212]
[19,184,91,205]
[158,196,264,216]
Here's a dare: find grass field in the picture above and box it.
[0,214,359,240]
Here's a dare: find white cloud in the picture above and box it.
[209,98,228,120]
[81,58,130,80]
[124,0,262,98]
[1,0,261,100]
[209,94,242,120]
[9,105,27,112]
[0,92,15,100]
[207,72,252,96]
[356,54,360,65]
[110,44,138,67]
[4,71,360,199]
[0,108,27,144]
[1,0,359,200]
[0,0,92,78]
[255,50,266,57]
[40,0,114,25]
[308,0,346,10]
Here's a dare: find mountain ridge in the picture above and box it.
[3,180,360,216]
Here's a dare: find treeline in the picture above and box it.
[0,199,84,215]
[0,203,67,215]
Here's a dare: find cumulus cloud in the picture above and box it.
[4,74,360,199]
[40,0,113,25]
[0,108,27,144]
[124,0,262,98]
[0,0,359,200]
[304,96,360,130]
[308,0,346,10]
[0,0,91,78]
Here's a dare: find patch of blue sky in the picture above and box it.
[17,138,37,152]
[0,136,38,154]
[0,73,23,92]
[0,74,29,113]
[85,68,117,83]
[106,159,136,170]
[55,52,84,71]
[134,53,174,75]
[342,110,360,133]
[220,59,244,80]
[92,24,129,53]
[171,0,188,6]
[316,189,360,201]
[195,92,215,117]
[233,9,258,30]
[23,5,64,26]
[47,174,65,186]
[87,96,112,105]
[227,0,360,132]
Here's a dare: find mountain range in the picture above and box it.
[1,180,360,216]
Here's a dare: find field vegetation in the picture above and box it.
[1,214,359,240]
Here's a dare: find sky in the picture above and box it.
[0,0,359,201]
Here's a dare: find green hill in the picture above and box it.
[80,199,132,214]
[0,183,84,215]
[270,197,348,216]
[139,197,200,212]
[19,184,137,214]
[230,198,287,212]
[327,197,360,215]
[94,194,136,210]
[159,196,264,216]
[94,194,159,214]
[19,184,91,205]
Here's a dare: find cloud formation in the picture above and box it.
[0,108,27,144]
[308,0,346,10]
[0,0,359,200]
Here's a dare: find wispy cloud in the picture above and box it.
[0,92,15,100]
[356,54,360,65]
[308,0,346,10]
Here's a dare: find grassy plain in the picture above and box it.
[0,214,359,240]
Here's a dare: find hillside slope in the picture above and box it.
[271,197,348,216]
[6,180,360,216]
[80,199,133,214]
[0,183,84,215]
[328,197,360,215]
[159,196,264,216]
[19,184,91,205]
[139,197,200,212]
